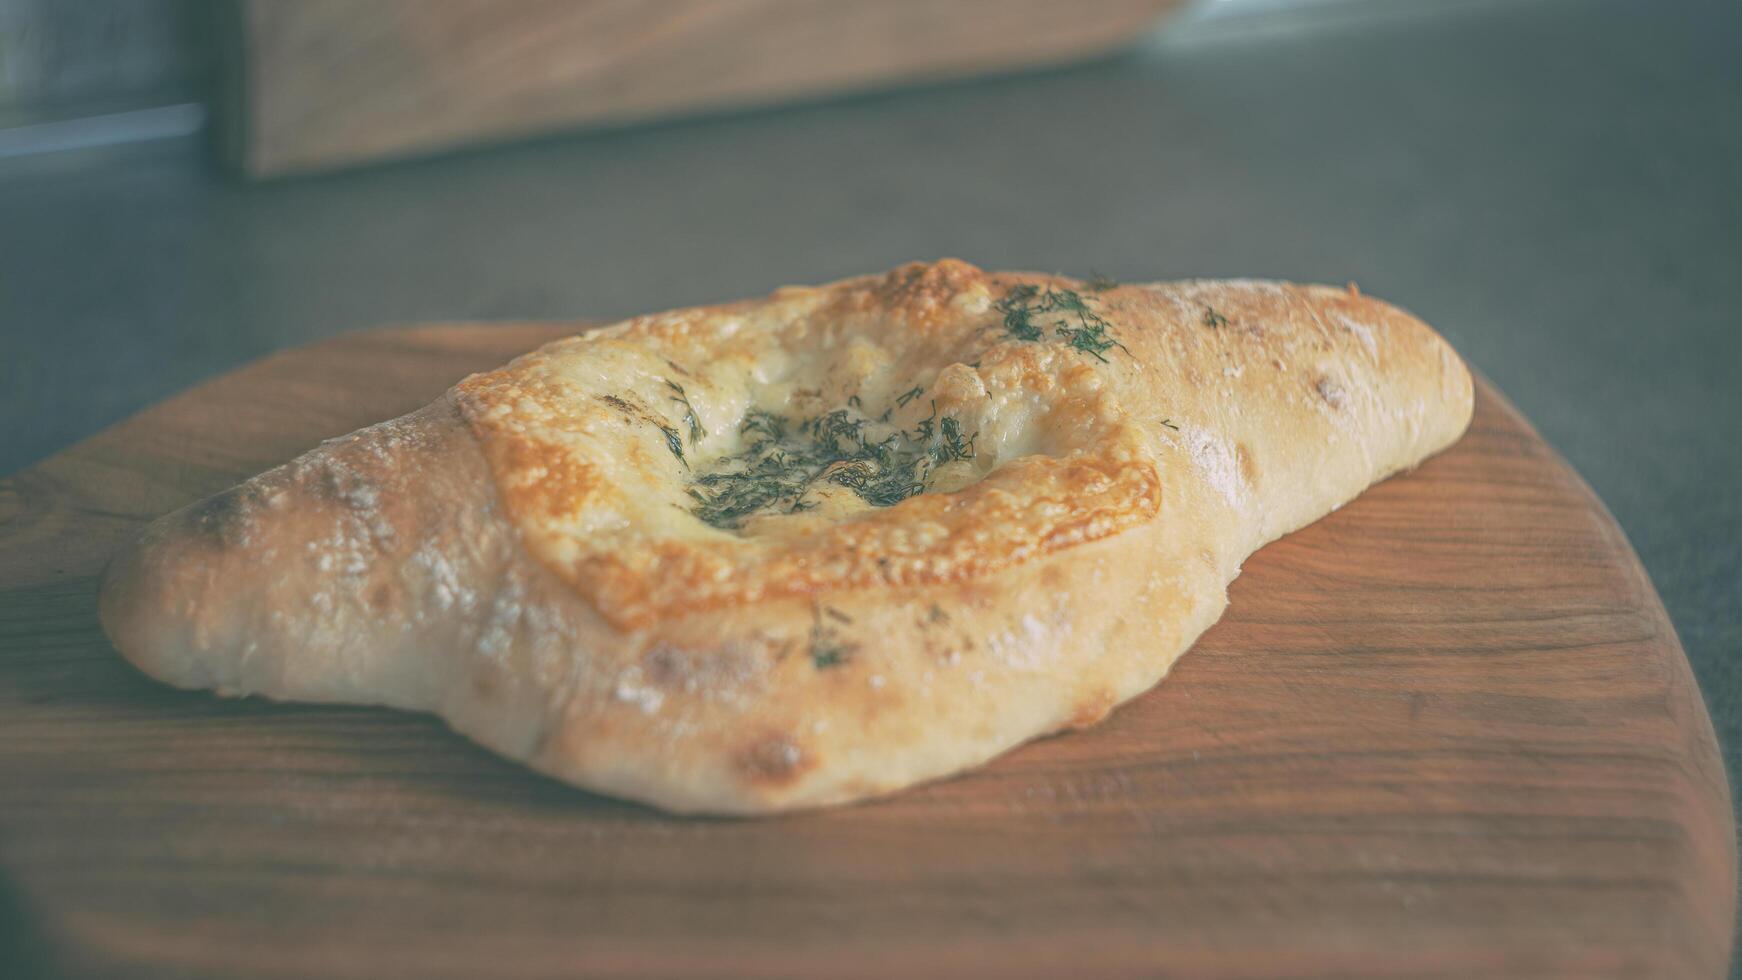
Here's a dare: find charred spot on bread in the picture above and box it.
[188,485,257,547]
[737,733,810,786]
[1315,375,1350,410]
[600,394,636,419]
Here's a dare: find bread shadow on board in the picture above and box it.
[0,868,57,980]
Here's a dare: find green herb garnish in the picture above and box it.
[740,408,786,445]
[658,422,688,467]
[601,391,692,465]
[665,380,704,443]
[1048,289,1130,362]
[1203,307,1228,329]
[809,605,853,669]
[687,398,978,530]
[994,284,1047,341]
[994,284,1129,360]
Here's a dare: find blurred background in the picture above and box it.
[1,0,1739,928]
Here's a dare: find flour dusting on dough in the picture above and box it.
[413,540,473,613]
[614,669,666,714]
[1181,425,1246,509]
[1333,311,1380,358]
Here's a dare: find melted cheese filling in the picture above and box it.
[455,272,1160,628]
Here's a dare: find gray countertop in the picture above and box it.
[3,0,1737,894]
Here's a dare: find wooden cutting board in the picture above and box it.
[0,322,1732,978]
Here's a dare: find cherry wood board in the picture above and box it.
[0,322,1732,978]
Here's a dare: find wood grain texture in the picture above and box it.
[218,0,1184,177]
[0,322,1732,978]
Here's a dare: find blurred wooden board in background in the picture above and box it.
[215,0,1185,178]
[0,320,1732,977]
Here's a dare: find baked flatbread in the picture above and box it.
[99,260,1472,814]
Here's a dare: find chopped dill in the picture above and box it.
[994,283,1129,361]
[687,397,978,530]
[1055,315,1130,362]
[911,399,937,441]
[994,284,1046,341]
[939,415,976,459]
[740,408,786,446]
[809,604,853,669]
[1160,418,1180,431]
[895,385,925,408]
[602,390,693,465]
[665,380,704,443]
[1203,306,1228,329]
[658,422,687,468]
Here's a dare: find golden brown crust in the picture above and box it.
[99,260,1473,814]
[451,265,1166,631]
